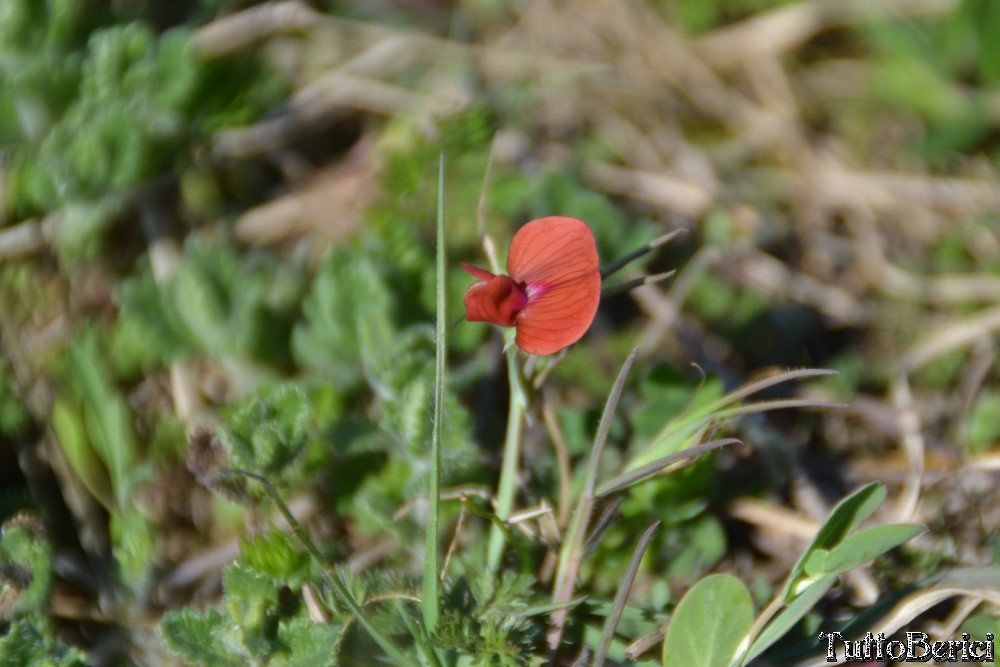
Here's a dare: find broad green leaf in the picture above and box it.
[967,390,1000,452]
[964,614,1000,640]
[819,524,926,575]
[663,574,753,667]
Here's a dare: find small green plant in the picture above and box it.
[161,560,341,667]
[661,483,925,667]
[50,330,153,587]
[151,161,934,666]
[0,514,87,666]
[2,2,283,260]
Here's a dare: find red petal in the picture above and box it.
[506,217,601,355]
[463,273,527,327]
[461,263,496,282]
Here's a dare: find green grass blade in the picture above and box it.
[595,520,660,665]
[423,152,445,636]
[596,438,741,498]
[548,347,639,654]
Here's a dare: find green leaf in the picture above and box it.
[292,249,395,387]
[967,390,1000,453]
[782,482,885,600]
[819,523,926,575]
[0,518,52,613]
[801,549,829,578]
[161,608,244,667]
[964,614,1000,640]
[222,383,310,480]
[240,529,311,586]
[742,574,838,666]
[662,573,753,667]
[273,618,341,667]
[0,615,89,667]
[50,398,115,511]
[971,0,1000,82]
[223,562,282,657]
[110,509,153,587]
[63,330,137,509]
[5,16,283,258]
[0,363,30,437]
[113,241,303,370]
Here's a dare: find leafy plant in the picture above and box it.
[161,561,340,667]
[0,514,85,666]
[3,8,283,259]
[50,329,152,586]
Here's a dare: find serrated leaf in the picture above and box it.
[223,562,280,656]
[0,616,87,667]
[223,562,279,618]
[272,618,340,667]
[222,383,309,479]
[161,608,244,667]
[240,529,310,586]
[662,574,753,667]
[292,249,394,387]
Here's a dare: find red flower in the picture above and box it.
[462,216,601,355]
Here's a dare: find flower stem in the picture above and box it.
[486,346,526,574]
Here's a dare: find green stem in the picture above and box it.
[486,347,526,574]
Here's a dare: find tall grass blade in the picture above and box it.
[423,152,446,636]
[547,347,639,657]
[594,521,660,665]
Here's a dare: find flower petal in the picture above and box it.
[463,273,527,327]
[506,217,601,355]
[461,263,496,282]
